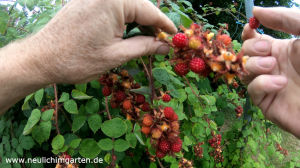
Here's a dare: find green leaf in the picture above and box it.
[192,123,205,138]
[79,139,101,159]
[101,118,127,138]
[58,92,70,103]
[184,136,192,146]
[90,80,101,89]
[130,86,151,95]
[133,124,145,145]
[72,115,86,133]
[51,135,64,150]
[64,99,78,114]
[114,139,130,152]
[87,114,102,134]
[98,138,113,151]
[32,121,51,145]
[34,88,44,106]
[75,83,87,93]
[22,93,34,110]
[23,109,41,135]
[153,68,170,85]
[11,138,18,149]
[166,12,181,27]
[72,89,92,100]
[19,136,35,150]
[41,109,54,121]
[69,139,81,149]
[85,98,99,114]
[125,133,137,148]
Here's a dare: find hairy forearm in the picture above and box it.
[0,35,50,114]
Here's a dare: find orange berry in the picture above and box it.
[141,126,151,135]
[122,81,131,89]
[142,114,153,126]
[217,34,232,46]
[160,122,170,132]
[152,128,162,139]
[123,100,132,110]
[171,121,180,132]
[189,37,201,49]
[157,32,168,40]
[120,69,129,77]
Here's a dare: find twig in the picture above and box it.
[156,157,165,168]
[53,84,61,135]
[140,57,155,103]
[105,97,112,120]
[149,56,156,103]
[156,0,161,8]
[139,57,151,80]
[183,76,199,99]
[105,97,116,168]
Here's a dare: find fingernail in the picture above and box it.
[156,44,169,55]
[257,57,275,69]
[254,40,270,53]
[272,76,287,87]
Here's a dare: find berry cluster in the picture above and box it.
[158,23,248,84]
[276,143,289,156]
[55,153,78,168]
[178,158,193,168]
[99,70,150,120]
[141,106,182,158]
[208,133,223,163]
[235,105,243,118]
[194,142,204,159]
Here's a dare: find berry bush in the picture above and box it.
[1,0,300,168]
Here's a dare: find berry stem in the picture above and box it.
[156,0,161,8]
[105,97,116,167]
[140,56,156,104]
[156,157,165,168]
[53,84,61,135]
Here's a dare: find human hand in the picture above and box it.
[33,0,177,84]
[242,7,300,137]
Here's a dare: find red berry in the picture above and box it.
[102,86,111,96]
[141,102,151,112]
[189,57,206,73]
[174,63,189,76]
[65,154,71,162]
[164,107,175,119]
[99,75,107,85]
[172,33,187,48]
[135,94,145,104]
[159,140,171,153]
[110,101,118,109]
[162,94,171,102]
[217,34,232,46]
[171,138,182,153]
[143,114,153,126]
[123,100,132,110]
[249,17,260,29]
[156,150,166,158]
[115,91,126,102]
[171,113,178,121]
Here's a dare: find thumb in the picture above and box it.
[110,36,169,62]
[289,39,300,75]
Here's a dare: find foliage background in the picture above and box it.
[0,0,300,168]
